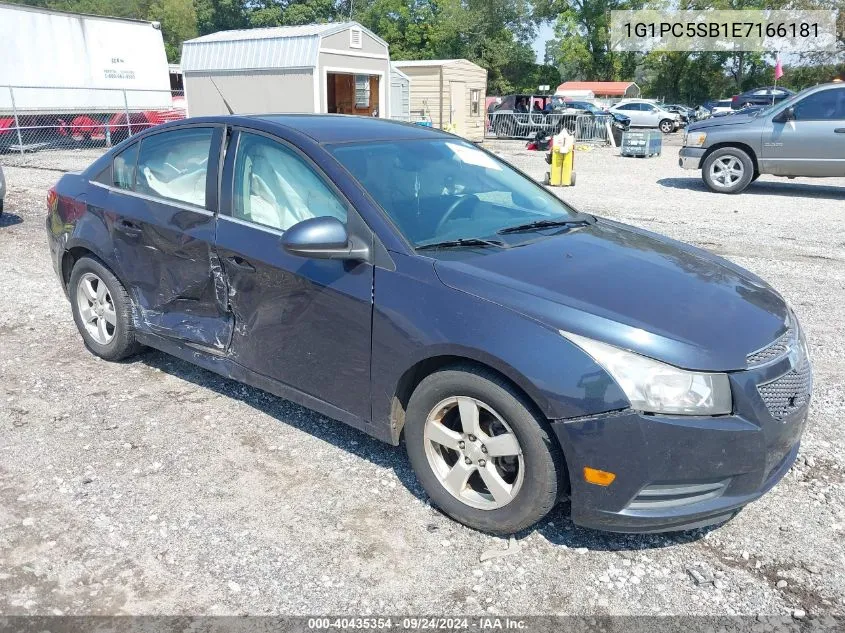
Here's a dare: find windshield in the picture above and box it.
[329,139,583,248]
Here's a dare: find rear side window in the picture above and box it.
[793,88,845,121]
[135,127,213,207]
[112,143,138,190]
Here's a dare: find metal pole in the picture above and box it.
[123,89,133,137]
[9,87,24,155]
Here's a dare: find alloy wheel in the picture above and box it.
[423,396,524,510]
[76,272,117,345]
[709,155,745,189]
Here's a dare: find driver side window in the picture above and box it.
[232,132,347,232]
[792,88,845,121]
[135,127,213,208]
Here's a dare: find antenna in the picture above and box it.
[210,77,234,115]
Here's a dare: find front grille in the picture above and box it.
[747,327,793,367]
[757,354,812,421]
[627,479,729,510]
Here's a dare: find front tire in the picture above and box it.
[659,119,674,133]
[404,365,566,535]
[69,256,141,361]
[702,147,754,194]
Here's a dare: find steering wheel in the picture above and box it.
[434,195,479,236]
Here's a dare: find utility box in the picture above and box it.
[620,130,662,157]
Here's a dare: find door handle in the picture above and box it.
[835,128,845,134]
[115,219,142,237]
[226,255,255,272]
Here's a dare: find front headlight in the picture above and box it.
[561,331,732,415]
[685,131,707,147]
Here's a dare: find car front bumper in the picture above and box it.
[679,147,706,169]
[551,351,810,533]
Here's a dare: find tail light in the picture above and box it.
[47,187,58,214]
[731,95,739,105]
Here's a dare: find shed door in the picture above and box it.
[450,81,465,132]
[391,81,408,121]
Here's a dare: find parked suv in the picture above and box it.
[609,101,680,133]
[680,82,845,193]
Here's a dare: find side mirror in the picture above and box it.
[280,216,370,261]
[773,106,794,123]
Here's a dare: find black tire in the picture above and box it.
[404,365,566,535]
[659,119,674,134]
[69,255,141,361]
[702,146,755,194]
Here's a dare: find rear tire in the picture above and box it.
[69,256,141,361]
[702,147,754,194]
[404,365,566,535]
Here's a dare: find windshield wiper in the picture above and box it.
[497,218,590,235]
[416,237,507,251]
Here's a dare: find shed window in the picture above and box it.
[470,89,481,116]
[355,75,370,108]
[350,28,363,49]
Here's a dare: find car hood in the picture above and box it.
[433,219,788,371]
[688,114,760,131]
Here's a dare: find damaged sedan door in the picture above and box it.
[214,129,373,421]
[106,125,233,351]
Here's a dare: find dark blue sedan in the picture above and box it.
[46,115,811,534]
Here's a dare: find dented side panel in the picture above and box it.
[214,217,374,421]
[108,190,233,350]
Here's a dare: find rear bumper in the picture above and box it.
[679,147,706,169]
[552,386,807,533]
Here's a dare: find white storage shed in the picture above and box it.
[181,22,391,118]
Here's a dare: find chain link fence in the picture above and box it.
[485,112,620,145]
[0,86,186,170]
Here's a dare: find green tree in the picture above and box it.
[195,0,248,35]
[535,0,645,81]
[148,0,198,60]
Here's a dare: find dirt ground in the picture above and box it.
[1,137,844,619]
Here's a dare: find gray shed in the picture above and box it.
[181,22,391,118]
[389,63,411,122]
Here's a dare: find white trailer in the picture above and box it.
[0,2,172,114]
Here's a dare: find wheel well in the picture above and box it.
[390,355,548,443]
[702,142,759,173]
[61,246,94,289]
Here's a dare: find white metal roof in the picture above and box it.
[181,21,387,72]
[392,59,481,69]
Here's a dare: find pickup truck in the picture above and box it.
[679,82,845,193]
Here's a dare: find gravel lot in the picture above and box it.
[1,137,844,619]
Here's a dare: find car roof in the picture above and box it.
[141,114,453,145]
[250,114,451,143]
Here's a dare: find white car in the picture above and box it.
[710,99,734,115]
[609,102,680,133]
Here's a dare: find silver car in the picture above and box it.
[609,101,680,133]
[680,82,845,193]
